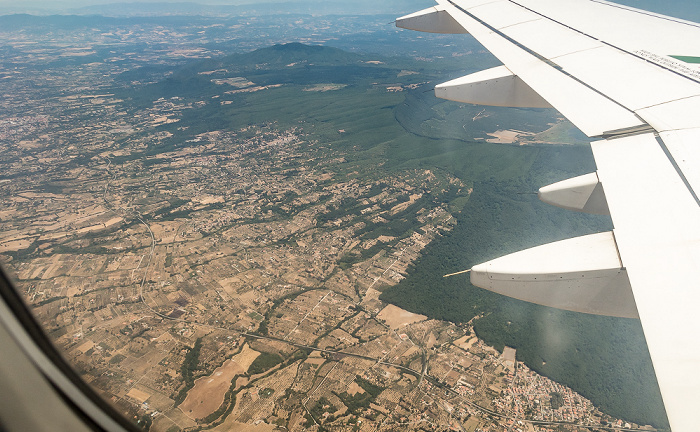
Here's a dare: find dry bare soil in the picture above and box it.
[180,344,260,420]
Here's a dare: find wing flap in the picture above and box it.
[592,133,700,432]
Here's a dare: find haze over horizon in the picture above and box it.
[0,0,432,16]
[1,0,699,21]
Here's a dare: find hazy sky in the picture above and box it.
[0,0,314,14]
[0,0,325,7]
[0,0,434,15]
[1,0,698,21]
[0,0,261,5]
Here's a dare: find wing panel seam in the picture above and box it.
[507,0,700,86]
[497,18,541,31]
[633,94,700,112]
[653,134,700,207]
[447,0,646,133]
[588,0,700,28]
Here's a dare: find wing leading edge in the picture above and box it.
[397,1,700,431]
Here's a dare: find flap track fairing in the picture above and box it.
[470,232,638,318]
[539,172,610,215]
[435,66,552,108]
[396,6,469,34]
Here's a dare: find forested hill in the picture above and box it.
[200,42,366,72]
[115,42,406,104]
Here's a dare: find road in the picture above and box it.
[100,161,651,432]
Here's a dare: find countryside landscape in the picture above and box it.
[0,6,667,432]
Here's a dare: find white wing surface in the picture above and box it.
[397,1,700,430]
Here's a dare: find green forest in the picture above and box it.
[380,172,667,428]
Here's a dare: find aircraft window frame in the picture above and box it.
[0,265,139,432]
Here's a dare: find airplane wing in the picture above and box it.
[397,1,700,430]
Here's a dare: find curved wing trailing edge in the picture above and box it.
[397,1,700,430]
